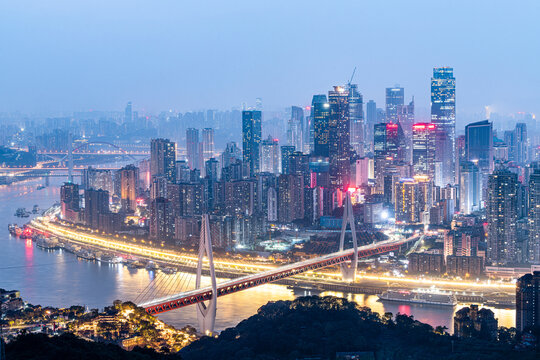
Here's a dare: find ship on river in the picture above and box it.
[378,289,458,307]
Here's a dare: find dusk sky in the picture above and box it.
[0,1,539,119]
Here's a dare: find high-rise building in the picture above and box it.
[260,136,280,174]
[84,188,109,230]
[516,271,540,332]
[397,98,415,162]
[459,161,480,214]
[202,128,214,162]
[288,106,304,151]
[278,174,304,223]
[385,86,404,124]
[150,138,176,182]
[221,142,242,169]
[394,178,420,223]
[149,197,174,241]
[124,101,133,124]
[365,100,377,152]
[515,123,528,164]
[465,120,493,174]
[82,167,113,194]
[328,86,351,189]
[486,168,518,265]
[60,182,80,219]
[412,123,436,178]
[348,84,364,157]
[528,170,540,263]
[431,67,456,185]
[120,165,139,213]
[280,145,295,175]
[311,95,330,158]
[242,110,262,177]
[186,128,200,170]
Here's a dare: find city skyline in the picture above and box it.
[0,1,539,118]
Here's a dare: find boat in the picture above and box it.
[98,254,122,264]
[32,205,40,214]
[76,250,96,261]
[8,224,22,237]
[378,289,458,307]
[36,237,59,250]
[37,185,46,190]
[127,260,145,269]
[14,208,30,217]
[146,261,159,271]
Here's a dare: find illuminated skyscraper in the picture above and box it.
[516,271,540,332]
[385,86,404,123]
[486,168,518,265]
[280,145,295,175]
[260,136,280,174]
[242,110,262,177]
[311,95,330,157]
[412,123,436,178]
[60,182,80,219]
[288,106,304,151]
[459,161,480,214]
[465,120,493,174]
[365,100,377,152]
[348,84,364,157]
[120,164,138,213]
[186,128,200,170]
[431,67,456,185]
[202,128,214,161]
[528,169,540,263]
[150,138,176,182]
[328,86,351,189]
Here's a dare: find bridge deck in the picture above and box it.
[140,236,416,315]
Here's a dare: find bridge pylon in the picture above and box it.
[339,192,358,282]
[195,214,217,336]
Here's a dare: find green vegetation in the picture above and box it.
[181,296,536,360]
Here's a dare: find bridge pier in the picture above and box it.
[339,192,358,282]
[195,214,217,336]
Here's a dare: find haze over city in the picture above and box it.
[1,0,539,121]
[1,2,540,359]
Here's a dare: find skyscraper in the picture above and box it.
[288,106,304,151]
[385,86,404,123]
[528,170,540,263]
[280,145,295,175]
[84,188,110,230]
[365,100,377,152]
[186,128,200,170]
[242,110,262,177]
[120,164,139,213]
[431,67,456,185]
[486,168,518,265]
[459,161,480,214]
[516,271,540,332]
[260,136,280,174]
[412,123,436,178]
[311,95,330,158]
[150,138,176,182]
[328,86,351,189]
[515,123,528,164]
[124,101,133,124]
[60,182,80,219]
[348,84,364,157]
[465,120,493,175]
[202,128,214,162]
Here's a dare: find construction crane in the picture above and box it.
[347,67,357,87]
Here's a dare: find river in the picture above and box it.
[0,177,515,333]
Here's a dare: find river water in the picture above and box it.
[0,178,515,333]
